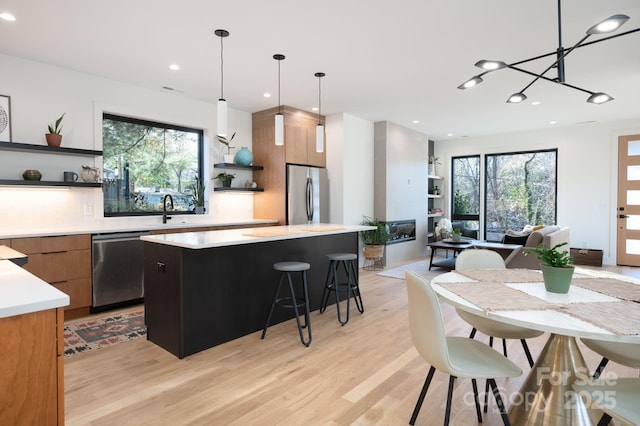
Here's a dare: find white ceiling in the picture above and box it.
[1,0,639,141]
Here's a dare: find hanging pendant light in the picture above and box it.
[274,54,285,146]
[215,29,229,137]
[314,72,325,153]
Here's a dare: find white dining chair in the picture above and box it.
[572,378,640,425]
[405,270,522,425]
[455,249,544,368]
[580,338,640,378]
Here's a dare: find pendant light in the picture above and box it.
[274,54,285,146]
[314,72,325,153]
[215,29,229,137]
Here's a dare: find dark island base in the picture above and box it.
[144,232,359,358]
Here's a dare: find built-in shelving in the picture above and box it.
[213,162,264,192]
[213,187,264,192]
[213,162,263,171]
[0,141,103,188]
[0,141,102,157]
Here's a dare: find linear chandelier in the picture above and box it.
[458,0,640,104]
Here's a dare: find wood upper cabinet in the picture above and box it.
[11,234,92,319]
[253,106,326,224]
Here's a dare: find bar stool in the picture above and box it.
[261,261,312,347]
[320,253,363,325]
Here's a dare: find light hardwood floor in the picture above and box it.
[65,261,637,425]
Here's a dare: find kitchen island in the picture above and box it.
[141,224,372,358]
[0,256,69,425]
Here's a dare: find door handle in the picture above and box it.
[619,214,629,219]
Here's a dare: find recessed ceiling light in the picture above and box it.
[532,101,541,106]
[549,121,557,125]
[447,133,453,137]
[413,120,420,124]
[169,64,180,71]
[263,93,271,98]
[0,12,16,21]
[312,107,319,112]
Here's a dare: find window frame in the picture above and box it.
[102,113,205,218]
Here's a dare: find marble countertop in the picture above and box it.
[0,218,278,238]
[141,223,375,249]
[0,259,70,319]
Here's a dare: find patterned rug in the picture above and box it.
[63,309,146,357]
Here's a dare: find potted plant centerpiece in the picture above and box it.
[525,242,574,294]
[360,216,390,263]
[46,113,65,147]
[451,228,462,242]
[217,132,236,163]
[190,176,206,214]
[214,172,235,188]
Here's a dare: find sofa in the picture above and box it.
[503,225,570,269]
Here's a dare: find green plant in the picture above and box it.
[428,155,441,165]
[452,228,461,236]
[214,172,235,182]
[190,176,206,207]
[48,113,65,134]
[524,242,573,267]
[217,132,236,154]
[359,216,390,245]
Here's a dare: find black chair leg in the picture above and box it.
[502,338,507,358]
[469,328,477,339]
[471,378,483,423]
[489,336,494,348]
[520,339,535,368]
[488,378,511,426]
[287,272,311,347]
[593,357,610,379]
[443,376,456,426]
[596,413,612,426]
[261,273,285,339]
[483,379,489,413]
[319,261,334,313]
[409,366,436,425]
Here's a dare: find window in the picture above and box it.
[485,149,557,241]
[451,155,480,238]
[102,114,204,216]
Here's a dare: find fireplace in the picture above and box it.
[385,219,416,245]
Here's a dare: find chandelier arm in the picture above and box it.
[508,65,594,96]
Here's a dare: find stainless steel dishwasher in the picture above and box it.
[92,231,149,310]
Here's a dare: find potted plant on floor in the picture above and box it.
[360,216,390,263]
[525,242,574,293]
[214,172,235,188]
[46,113,65,147]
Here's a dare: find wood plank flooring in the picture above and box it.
[64,262,637,425]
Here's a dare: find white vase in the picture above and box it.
[223,154,234,164]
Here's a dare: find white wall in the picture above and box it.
[434,119,640,265]
[374,121,429,265]
[0,53,254,234]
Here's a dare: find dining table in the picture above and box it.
[431,267,640,426]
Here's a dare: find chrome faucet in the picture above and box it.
[162,194,174,224]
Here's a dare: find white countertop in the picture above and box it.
[0,218,278,238]
[141,224,375,249]
[0,260,70,319]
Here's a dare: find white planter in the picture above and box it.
[223,154,234,164]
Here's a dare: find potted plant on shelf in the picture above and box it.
[525,242,574,294]
[214,172,235,188]
[46,113,65,147]
[360,216,390,264]
[190,176,206,213]
[217,132,236,163]
[428,155,440,176]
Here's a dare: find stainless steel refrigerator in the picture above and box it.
[287,164,329,225]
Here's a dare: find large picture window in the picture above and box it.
[485,149,557,241]
[102,114,204,217]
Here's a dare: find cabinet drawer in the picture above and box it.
[11,234,90,254]
[51,278,91,311]
[21,249,91,283]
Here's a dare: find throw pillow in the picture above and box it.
[502,229,531,245]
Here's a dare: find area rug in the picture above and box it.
[377,259,447,281]
[63,309,146,357]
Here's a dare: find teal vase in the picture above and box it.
[234,147,253,165]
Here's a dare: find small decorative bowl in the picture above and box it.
[23,169,43,181]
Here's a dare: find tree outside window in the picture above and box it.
[102,114,204,216]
